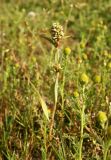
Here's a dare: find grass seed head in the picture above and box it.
[50,22,64,47]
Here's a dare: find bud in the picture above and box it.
[64,47,71,56]
[97,111,107,129]
[74,91,79,98]
[107,62,111,69]
[94,75,101,83]
[80,73,89,84]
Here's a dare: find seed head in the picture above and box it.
[53,63,62,73]
[50,22,64,47]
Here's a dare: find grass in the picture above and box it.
[0,0,111,159]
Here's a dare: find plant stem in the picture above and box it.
[79,86,85,160]
[43,117,47,160]
[49,72,59,140]
[49,48,60,140]
[103,140,111,160]
[61,57,67,110]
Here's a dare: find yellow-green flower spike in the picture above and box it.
[94,75,101,83]
[80,73,89,84]
[97,111,107,129]
[64,47,71,56]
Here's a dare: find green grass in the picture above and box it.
[0,0,111,159]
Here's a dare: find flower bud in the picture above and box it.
[94,75,101,83]
[64,47,71,56]
[107,62,111,69]
[74,91,79,98]
[80,73,89,84]
[97,111,107,129]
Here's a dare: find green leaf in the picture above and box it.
[38,93,49,121]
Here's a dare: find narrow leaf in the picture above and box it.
[38,93,49,121]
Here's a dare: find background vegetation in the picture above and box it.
[0,0,111,159]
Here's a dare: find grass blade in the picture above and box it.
[38,93,49,121]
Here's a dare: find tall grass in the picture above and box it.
[0,0,111,159]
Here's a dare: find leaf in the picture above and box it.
[40,35,55,45]
[29,81,49,121]
[38,93,49,121]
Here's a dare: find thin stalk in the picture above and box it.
[60,56,68,135]
[49,48,60,140]
[64,4,73,34]
[61,57,67,110]
[49,72,59,140]
[79,86,85,160]
[43,117,47,160]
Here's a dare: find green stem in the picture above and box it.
[64,4,73,34]
[49,48,60,140]
[61,57,67,110]
[103,140,111,160]
[43,117,47,160]
[79,86,85,160]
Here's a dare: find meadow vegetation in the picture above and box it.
[0,0,111,159]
